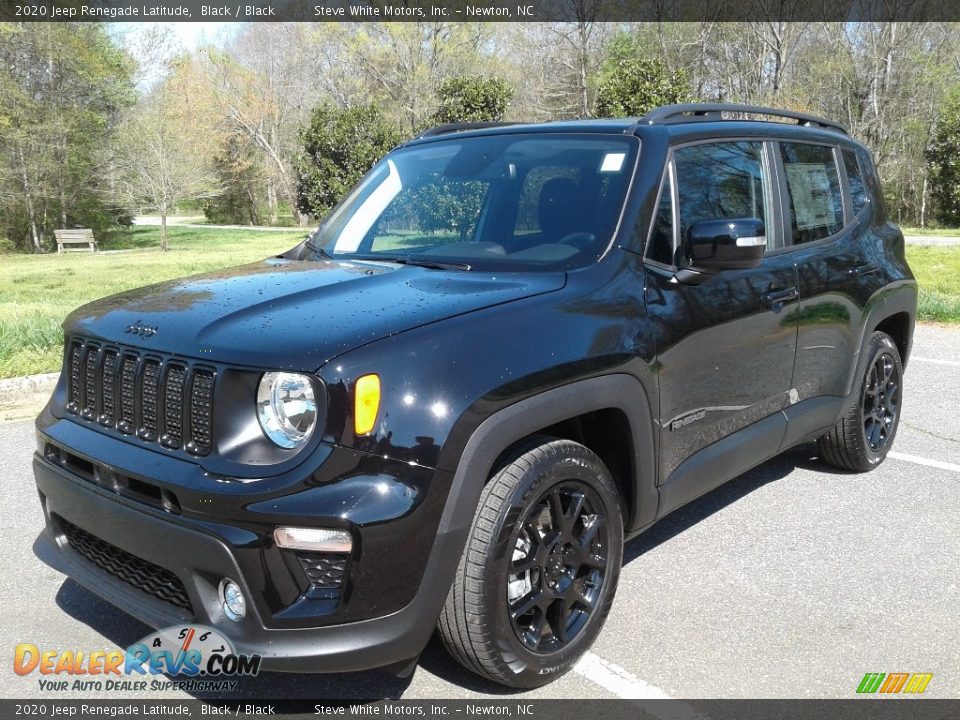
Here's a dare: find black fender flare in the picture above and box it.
[844,282,917,397]
[436,373,658,539]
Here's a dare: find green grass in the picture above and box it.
[906,245,960,323]
[901,226,960,237]
[0,226,306,378]
[0,228,956,379]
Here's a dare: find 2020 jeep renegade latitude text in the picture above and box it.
[33,104,916,688]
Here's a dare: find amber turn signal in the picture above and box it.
[354,374,381,436]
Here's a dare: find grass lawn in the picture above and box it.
[0,228,956,379]
[905,245,960,324]
[901,226,960,237]
[0,226,305,379]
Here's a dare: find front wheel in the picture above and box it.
[437,437,623,688]
[818,331,903,471]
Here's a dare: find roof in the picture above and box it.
[404,104,854,148]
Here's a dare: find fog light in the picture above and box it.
[219,579,246,622]
[274,527,352,553]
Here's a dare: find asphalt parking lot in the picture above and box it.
[1,325,956,702]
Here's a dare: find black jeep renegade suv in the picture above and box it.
[33,104,916,688]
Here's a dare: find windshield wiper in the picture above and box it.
[395,257,471,271]
[304,239,332,260]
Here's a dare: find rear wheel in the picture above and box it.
[438,437,623,688]
[818,331,903,471]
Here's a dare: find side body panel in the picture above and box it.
[317,253,662,535]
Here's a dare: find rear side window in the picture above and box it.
[780,143,844,244]
[855,147,885,220]
[842,148,868,215]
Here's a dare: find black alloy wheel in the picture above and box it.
[862,351,900,452]
[818,331,904,472]
[506,481,610,653]
[438,436,623,688]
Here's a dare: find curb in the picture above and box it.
[0,371,60,407]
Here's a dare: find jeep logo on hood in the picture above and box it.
[125,319,158,338]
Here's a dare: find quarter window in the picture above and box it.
[842,148,868,215]
[646,172,674,265]
[780,143,844,244]
[673,141,772,265]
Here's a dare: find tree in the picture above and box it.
[504,19,615,120]
[594,57,691,118]
[346,23,491,133]
[0,22,134,252]
[112,57,219,251]
[204,133,268,226]
[432,76,513,124]
[295,104,400,219]
[927,89,960,226]
[202,24,321,226]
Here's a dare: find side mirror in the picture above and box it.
[685,218,766,272]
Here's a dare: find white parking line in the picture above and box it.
[574,652,708,719]
[911,356,960,367]
[575,652,671,699]
[889,451,960,473]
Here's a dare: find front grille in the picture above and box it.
[67,343,83,413]
[60,517,192,612]
[82,346,99,419]
[66,339,215,456]
[99,350,117,426]
[161,365,186,449]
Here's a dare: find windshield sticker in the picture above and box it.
[600,153,626,173]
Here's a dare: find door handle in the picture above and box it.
[760,287,799,308]
[849,263,880,277]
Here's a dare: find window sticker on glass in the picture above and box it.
[600,153,626,173]
[784,163,837,230]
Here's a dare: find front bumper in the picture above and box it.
[32,417,468,673]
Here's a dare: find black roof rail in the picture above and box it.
[639,103,848,135]
[414,121,518,139]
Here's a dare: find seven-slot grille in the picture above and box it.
[66,339,215,456]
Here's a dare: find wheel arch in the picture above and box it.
[845,283,917,397]
[436,374,658,541]
[873,311,912,369]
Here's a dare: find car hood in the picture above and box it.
[64,258,566,370]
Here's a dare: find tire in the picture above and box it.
[438,436,624,688]
[818,331,903,472]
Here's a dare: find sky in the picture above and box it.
[166,22,235,49]
[107,22,239,87]
[110,21,237,52]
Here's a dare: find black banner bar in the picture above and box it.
[4,0,960,23]
[1,699,958,720]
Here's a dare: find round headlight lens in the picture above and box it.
[256,372,317,449]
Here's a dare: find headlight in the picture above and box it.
[256,372,317,449]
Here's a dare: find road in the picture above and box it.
[1,325,957,702]
[132,216,302,233]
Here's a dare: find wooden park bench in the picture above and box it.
[54,228,97,254]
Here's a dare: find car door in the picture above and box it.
[776,142,889,421]
[643,140,799,510]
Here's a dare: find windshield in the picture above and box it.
[308,134,639,271]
